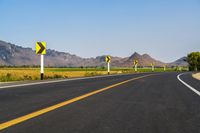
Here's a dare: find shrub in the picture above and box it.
[187,52,200,71]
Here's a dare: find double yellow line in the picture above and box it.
[0,74,153,130]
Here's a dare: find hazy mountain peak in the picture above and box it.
[129,52,141,59]
[132,52,140,56]
[169,57,188,66]
[142,54,151,58]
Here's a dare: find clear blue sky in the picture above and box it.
[0,0,200,62]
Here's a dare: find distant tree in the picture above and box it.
[187,52,200,71]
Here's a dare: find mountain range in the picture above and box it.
[0,40,188,67]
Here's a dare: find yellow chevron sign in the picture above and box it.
[36,42,46,55]
[105,56,111,63]
[133,60,138,65]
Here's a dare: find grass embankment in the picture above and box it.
[0,67,187,82]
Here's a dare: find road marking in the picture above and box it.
[0,74,153,130]
[0,73,146,89]
[177,73,200,96]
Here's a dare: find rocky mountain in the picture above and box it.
[169,57,188,66]
[120,52,166,67]
[0,40,187,67]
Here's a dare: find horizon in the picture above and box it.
[1,0,200,62]
[1,39,186,63]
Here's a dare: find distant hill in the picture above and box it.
[120,52,166,67]
[169,57,188,66]
[0,40,188,67]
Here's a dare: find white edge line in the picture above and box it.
[177,73,200,96]
[0,73,144,89]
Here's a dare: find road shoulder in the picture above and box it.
[0,73,147,89]
[193,72,200,80]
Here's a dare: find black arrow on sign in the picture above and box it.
[106,57,110,62]
[37,42,45,54]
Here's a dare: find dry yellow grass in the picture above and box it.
[0,68,120,82]
[193,73,200,80]
[0,67,181,82]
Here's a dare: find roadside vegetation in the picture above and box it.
[0,67,188,82]
[187,52,200,71]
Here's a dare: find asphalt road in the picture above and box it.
[0,72,200,133]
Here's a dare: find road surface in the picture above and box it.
[0,72,200,133]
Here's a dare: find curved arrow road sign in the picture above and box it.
[36,42,46,55]
[105,56,111,63]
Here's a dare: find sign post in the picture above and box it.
[105,56,111,75]
[41,55,44,79]
[163,65,166,71]
[36,42,46,80]
[133,60,138,72]
[151,63,154,72]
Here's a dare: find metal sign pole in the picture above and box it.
[135,64,137,72]
[134,60,138,72]
[108,62,110,75]
[41,54,44,80]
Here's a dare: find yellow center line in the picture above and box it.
[0,74,154,130]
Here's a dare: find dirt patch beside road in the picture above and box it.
[193,73,200,80]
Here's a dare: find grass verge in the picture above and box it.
[0,67,187,82]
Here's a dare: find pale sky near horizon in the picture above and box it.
[0,0,200,62]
